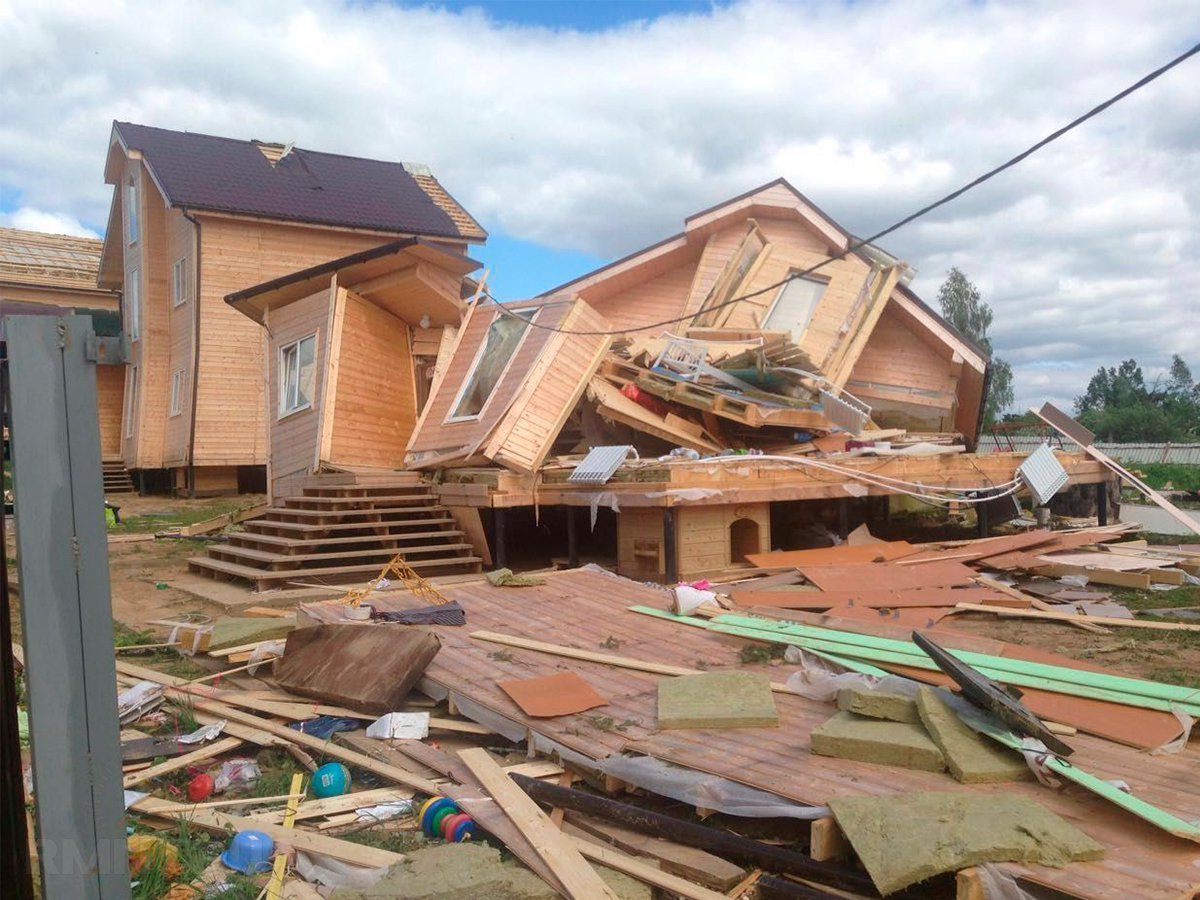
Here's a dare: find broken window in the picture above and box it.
[279,333,316,417]
[124,365,138,438]
[126,178,139,245]
[169,370,184,417]
[765,274,827,337]
[448,307,536,420]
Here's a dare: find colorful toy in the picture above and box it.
[219,831,274,874]
[311,762,351,798]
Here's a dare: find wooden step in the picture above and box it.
[261,500,439,519]
[209,542,476,568]
[242,515,455,536]
[227,529,465,551]
[301,483,430,498]
[284,493,436,508]
[188,554,483,589]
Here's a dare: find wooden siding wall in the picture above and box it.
[617,507,666,580]
[582,263,694,333]
[266,283,332,500]
[682,224,753,316]
[0,284,119,311]
[95,363,126,458]
[487,300,612,472]
[406,301,571,460]
[194,215,400,468]
[847,303,961,432]
[326,290,417,469]
[722,217,873,365]
[164,208,196,466]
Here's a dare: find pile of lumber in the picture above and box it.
[725,524,1200,634]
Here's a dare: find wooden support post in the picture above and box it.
[976,493,990,538]
[494,507,508,570]
[837,499,849,540]
[567,506,579,568]
[663,507,678,584]
[1096,480,1108,527]
[809,817,851,862]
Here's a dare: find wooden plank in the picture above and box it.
[796,561,978,592]
[457,748,621,900]
[132,799,403,868]
[955,604,1200,632]
[1030,563,1152,590]
[122,737,243,788]
[730,587,1010,611]
[565,828,731,900]
[114,661,442,794]
[1032,403,1200,537]
[266,773,304,900]
[809,817,851,862]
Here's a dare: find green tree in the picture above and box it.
[1074,354,1200,441]
[936,267,1014,424]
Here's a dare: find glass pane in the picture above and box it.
[281,346,297,411]
[450,309,534,418]
[296,336,316,409]
[765,276,826,337]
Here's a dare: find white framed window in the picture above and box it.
[126,178,139,245]
[172,257,188,307]
[764,274,828,337]
[124,365,139,438]
[169,370,184,417]
[278,333,317,418]
[447,308,536,421]
[126,271,140,341]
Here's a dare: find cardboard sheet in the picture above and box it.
[498,671,608,718]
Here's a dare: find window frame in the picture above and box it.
[763,272,830,337]
[169,370,184,418]
[126,271,140,341]
[277,332,318,420]
[444,307,538,424]
[171,257,188,307]
[126,178,139,246]
[124,365,139,438]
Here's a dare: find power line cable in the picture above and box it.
[488,39,1200,336]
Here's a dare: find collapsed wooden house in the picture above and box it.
[98,121,485,494]
[0,227,130,491]
[194,180,1110,588]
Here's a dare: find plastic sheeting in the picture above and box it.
[595,754,827,820]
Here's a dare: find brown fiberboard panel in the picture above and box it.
[731,586,1010,611]
[829,791,1104,895]
[276,623,440,715]
[498,671,608,718]
[745,542,914,569]
[797,561,978,592]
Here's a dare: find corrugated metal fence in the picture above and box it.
[977,438,1200,465]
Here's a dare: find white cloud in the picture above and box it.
[0,206,99,238]
[0,0,1197,412]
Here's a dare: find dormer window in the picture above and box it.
[126,178,139,245]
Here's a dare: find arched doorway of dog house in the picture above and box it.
[729,517,760,564]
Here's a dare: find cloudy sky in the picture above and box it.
[1,0,1197,414]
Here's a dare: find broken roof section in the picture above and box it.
[0,226,107,292]
[105,121,487,241]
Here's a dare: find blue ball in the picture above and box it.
[311,762,351,798]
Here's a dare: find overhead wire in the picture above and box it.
[486,39,1200,337]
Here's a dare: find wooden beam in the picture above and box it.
[566,829,730,900]
[808,817,851,862]
[973,576,1107,634]
[457,748,621,900]
[954,603,1200,632]
[122,736,243,789]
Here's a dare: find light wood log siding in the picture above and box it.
[122,158,173,470]
[163,207,195,465]
[583,264,694,333]
[848,305,959,407]
[724,217,872,364]
[193,215,399,468]
[95,363,126,458]
[266,285,332,500]
[488,300,612,472]
[326,290,417,469]
[676,503,770,578]
[406,301,572,457]
[0,284,119,310]
[682,224,751,316]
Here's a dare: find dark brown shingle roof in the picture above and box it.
[112,122,486,241]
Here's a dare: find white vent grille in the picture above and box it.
[568,446,633,484]
[1018,443,1069,506]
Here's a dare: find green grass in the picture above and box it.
[1146,667,1200,690]
[1112,585,1200,611]
[113,622,156,647]
[128,820,261,899]
[108,498,253,535]
[1139,531,1200,545]
[341,826,426,854]
[1128,463,1200,493]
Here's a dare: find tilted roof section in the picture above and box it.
[0,226,113,293]
[109,122,486,241]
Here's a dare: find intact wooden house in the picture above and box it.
[0,227,129,489]
[98,122,485,494]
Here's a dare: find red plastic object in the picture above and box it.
[441,813,470,841]
[187,773,215,803]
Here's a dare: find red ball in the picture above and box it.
[187,773,215,803]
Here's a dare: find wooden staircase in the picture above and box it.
[103,458,135,493]
[188,472,484,591]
